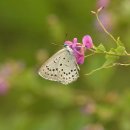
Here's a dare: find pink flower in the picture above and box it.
[64,37,77,48]
[73,43,85,64]
[64,35,93,64]
[82,35,93,49]
[97,0,110,8]
[65,38,85,64]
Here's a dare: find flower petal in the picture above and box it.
[73,46,85,64]
[64,41,73,46]
[82,35,93,49]
[73,38,78,43]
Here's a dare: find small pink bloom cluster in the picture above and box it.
[64,35,93,64]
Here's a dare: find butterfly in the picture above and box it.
[38,35,93,85]
[38,45,80,85]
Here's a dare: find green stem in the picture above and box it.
[89,49,125,57]
[95,11,130,56]
[85,66,104,75]
[96,13,118,45]
[85,53,95,58]
[85,62,130,76]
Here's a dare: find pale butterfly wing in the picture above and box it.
[38,46,79,85]
[39,48,65,82]
[57,46,79,84]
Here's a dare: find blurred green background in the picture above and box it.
[0,0,130,130]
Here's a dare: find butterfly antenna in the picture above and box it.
[51,33,68,47]
[51,43,63,47]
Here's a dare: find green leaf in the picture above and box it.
[95,44,106,52]
[115,46,126,55]
[103,49,119,66]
